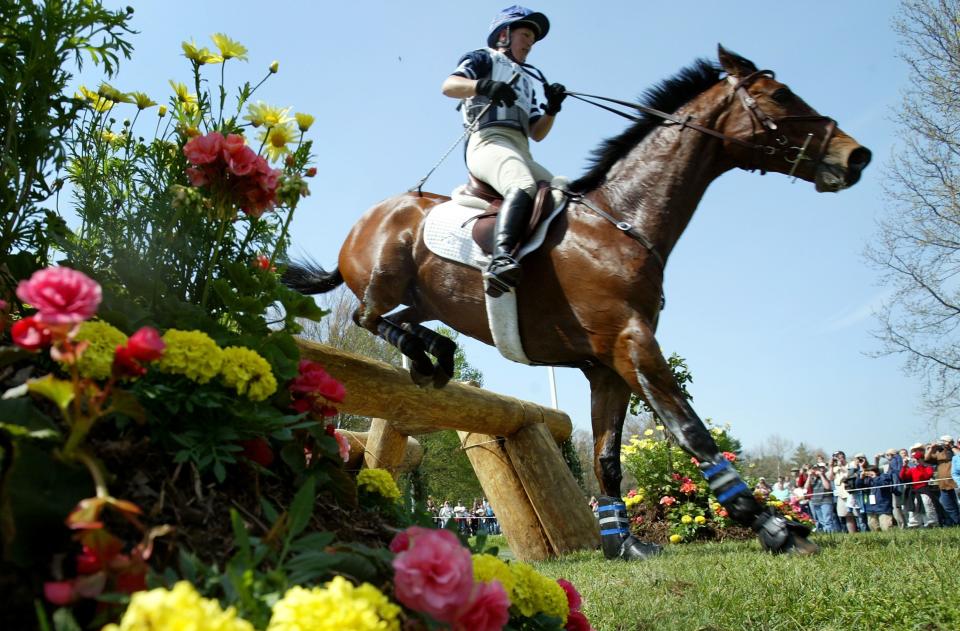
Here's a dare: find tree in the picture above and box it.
[868,0,960,421]
[742,434,796,481]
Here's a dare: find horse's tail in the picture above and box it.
[282,258,344,295]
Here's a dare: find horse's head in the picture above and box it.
[716,45,871,192]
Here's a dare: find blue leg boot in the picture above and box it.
[597,496,662,560]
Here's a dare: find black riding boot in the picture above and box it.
[597,496,663,560]
[484,189,534,297]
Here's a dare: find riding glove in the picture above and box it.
[542,82,567,115]
[475,79,517,107]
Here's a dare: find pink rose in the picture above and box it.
[453,581,510,631]
[565,610,594,631]
[226,144,258,177]
[183,132,224,165]
[392,527,474,623]
[126,327,165,362]
[16,267,101,325]
[557,578,582,612]
[10,316,52,351]
[221,133,246,158]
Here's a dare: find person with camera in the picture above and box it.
[924,436,959,526]
[852,460,899,532]
[827,451,857,533]
[900,443,938,527]
[877,449,907,528]
[806,462,840,533]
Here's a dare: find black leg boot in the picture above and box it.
[597,496,663,560]
[483,189,534,297]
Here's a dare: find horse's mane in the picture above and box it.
[570,59,722,193]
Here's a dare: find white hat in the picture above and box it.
[940,435,954,444]
[910,442,924,451]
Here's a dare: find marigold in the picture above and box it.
[102,581,253,631]
[471,554,515,599]
[357,468,401,501]
[694,515,706,524]
[219,346,277,401]
[69,320,127,380]
[156,329,223,383]
[669,534,683,544]
[681,515,693,524]
[509,562,568,622]
[267,577,399,631]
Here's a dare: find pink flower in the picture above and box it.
[659,495,676,507]
[126,327,165,362]
[565,610,594,631]
[183,132,224,165]
[690,456,700,466]
[325,424,351,462]
[226,143,258,177]
[44,581,77,606]
[10,316,52,351]
[453,580,510,631]
[186,167,209,187]
[392,527,474,623]
[221,133,247,158]
[722,451,737,462]
[16,267,101,325]
[679,480,698,495]
[557,578,582,612]
[290,360,347,417]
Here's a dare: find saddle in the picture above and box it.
[461,174,556,255]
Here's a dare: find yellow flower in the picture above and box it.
[656,425,664,431]
[624,493,643,509]
[98,81,131,103]
[127,91,157,110]
[267,577,400,631]
[669,534,683,544]
[695,515,706,524]
[356,468,401,501]
[219,346,277,401]
[158,105,168,117]
[643,428,654,436]
[269,60,279,73]
[211,33,248,61]
[182,39,223,65]
[68,320,127,380]
[244,101,291,128]
[294,112,314,132]
[102,581,253,631]
[472,554,515,599]
[77,85,114,112]
[681,515,693,524]
[260,123,297,162]
[156,329,223,383]
[169,80,198,104]
[509,562,569,622]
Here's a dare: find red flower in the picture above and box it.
[255,254,273,271]
[453,580,510,631]
[557,578,582,612]
[679,480,698,495]
[239,437,274,467]
[305,167,317,177]
[722,451,737,462]
[183,131,224,165]
[671,472,682,481]
[392,527,474,623]
[659,495,677,507]
[16,266,101,325]
[44,580,77,606]
[126,327,165,362]
[11,316,52,351]
[690,456,700,466]
[113,344,147,378]
[290,360,346,417]
[565,610,594,631]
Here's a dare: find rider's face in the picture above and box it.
[508,26,536,63]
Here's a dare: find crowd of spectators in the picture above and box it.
[425,497,500,535]
[754,435,960,533]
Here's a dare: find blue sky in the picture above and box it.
[76,1,949,458]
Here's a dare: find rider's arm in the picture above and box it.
[441,75,479,100]
[529,113,555,142]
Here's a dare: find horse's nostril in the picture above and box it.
[847,147,872,171]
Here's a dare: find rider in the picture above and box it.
[441,5,567,296]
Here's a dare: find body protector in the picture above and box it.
[453,49,542,137]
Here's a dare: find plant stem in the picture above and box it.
[75,449,109,498]
[200,217,229,308]
[270,205,297,266]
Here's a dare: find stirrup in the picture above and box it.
[483,256,521,297]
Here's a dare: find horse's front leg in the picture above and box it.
[612,318,818,555]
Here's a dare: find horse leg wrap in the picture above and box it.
[596,496,662,561]
[700,460,816,555]
[400,324,457,367]
[377,320,433,376]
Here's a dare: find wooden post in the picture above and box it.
[363,418,410,479]
[504,423,600,555]
[343,431,423,473]
[295,339,571,443]
[458,431,552,561]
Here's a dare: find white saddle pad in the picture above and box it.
[422,179,569,365]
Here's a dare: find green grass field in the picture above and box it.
[521,528,960,631]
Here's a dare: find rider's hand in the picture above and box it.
[475,79,517,107]
[542,82,567,115]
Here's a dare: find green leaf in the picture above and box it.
[108,389,145,424]
[27,375,75,417]
[230,509,252,566]
[285,550,338,584]
[51,607,82,631]
[289,531,335,553]
[286,477,316,540]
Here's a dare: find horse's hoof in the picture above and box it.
[618,536,663,561]
[756,514,818,555]
[432,367,452,389]
[788,533,819,556]
[409,365,434,388]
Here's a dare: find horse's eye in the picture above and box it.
[771,88,792,104]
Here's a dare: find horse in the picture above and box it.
[285,46,871,556]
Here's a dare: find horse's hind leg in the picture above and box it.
[351,308,436,386]
[611,317,818,556]
[387,308,457,387]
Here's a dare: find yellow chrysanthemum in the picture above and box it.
[695,515,706,524]
[472,554,516,599]
[98,82,131,104]
[182,39,224,65]
[169,80,198,104]
[126,91,157,110]
[624,494,644,509]
[211,33,248,61]
[267,577,400,631]
[68,320,127,380]
[294,112,314,132]
[356,468,401,501]
[156,329,223,384]
[669,534,683,544]
[509,562,569,622]
[219,346,277,401]
[681,515,693,524]
[244,101,291,128]
[77,85,114,112]
[102,581,253,631]
[260,123,297,162]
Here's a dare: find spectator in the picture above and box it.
[901,443,938,528]
[484,498,499,534]
[454,499,468,533]
[878,448,907,528]
[806,463,840,533]
[438,500,454,528]
[755,477,772,498]
[853,463,897,532]
[952,439,960,504]
[771,477,791,502]
[828,451,857,533]
[849,453,870,532]
[925,436,959,526]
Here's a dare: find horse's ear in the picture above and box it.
[717,44,758,78]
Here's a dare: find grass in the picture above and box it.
[525,528,960,631]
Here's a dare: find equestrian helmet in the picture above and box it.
[487,5,550,48]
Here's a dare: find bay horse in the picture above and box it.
[286,46,871,555]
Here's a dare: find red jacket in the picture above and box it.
[900,463,934,490]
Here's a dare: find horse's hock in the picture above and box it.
[295,337,599,560]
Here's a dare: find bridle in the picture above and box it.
[566,68,837,177]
